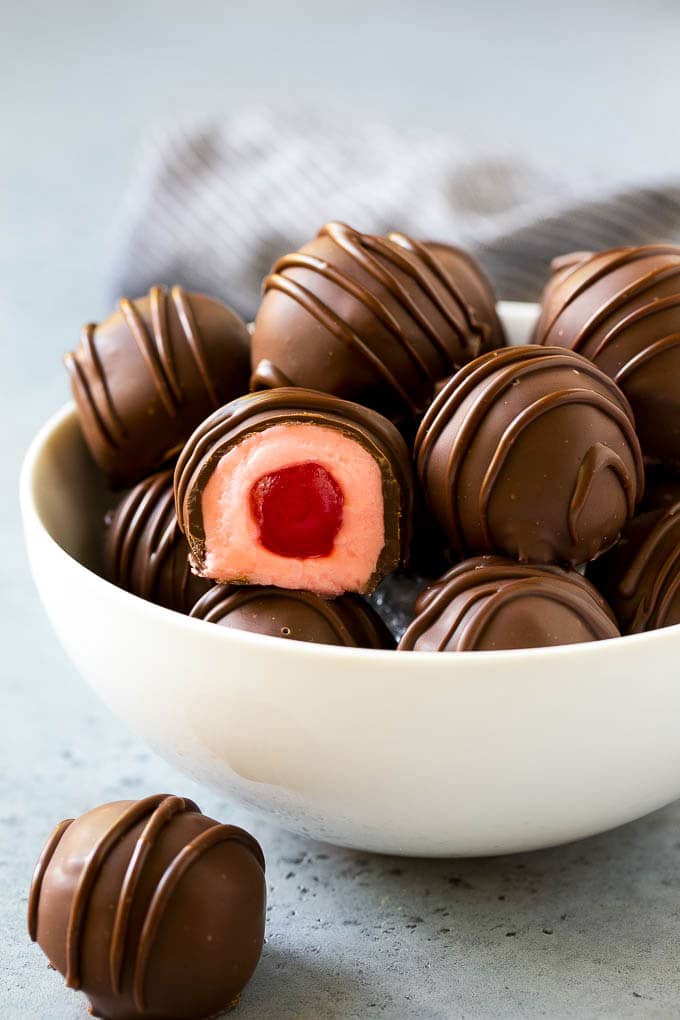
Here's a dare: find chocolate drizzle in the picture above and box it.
[534,245,680,467]
[590,502,680,633]
[251,222,504,420]
[28,796,266,1020]
[415,346,644,565]
[65,286,251,487]
[190,585,395,648]
[27,818,74,941]
[174,387,414,591]
[399,557,620,651]
[104,470,212,613]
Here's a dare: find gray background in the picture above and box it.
[4,1,680,1017]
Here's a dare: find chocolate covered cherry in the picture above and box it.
[174,388,413,596]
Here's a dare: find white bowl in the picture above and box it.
[20,302,680,857]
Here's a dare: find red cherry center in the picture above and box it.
[250,461,344,559]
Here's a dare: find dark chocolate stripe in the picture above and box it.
[171,286,219,407]
[615,332,680,385]
[264,271,419,414]
[132,824,265,1012]
[109,796,192,993]
[63,795,174,989]
[590,291,680,362]
[568,442,634,543]
[566,262,680,355]
[64,324,127,449]
[478,390,638,546]
[28,818,74,941]
[119,297,179,417]
[458,577,616,649]
[150,285,181,403]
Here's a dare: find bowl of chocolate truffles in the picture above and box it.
[21,228,680,856]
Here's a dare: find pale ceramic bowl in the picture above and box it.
[21,302,680,856]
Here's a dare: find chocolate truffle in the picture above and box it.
[28,795,266,1020]
[65,285,251,487]
[104,470,212,613]
[399,556,620,651]
[533,245,680,468]
[174,387,413,596]
[191,585,394,647]
[415,345,644,565]
[589,503,680,633]
[250,222,504,423]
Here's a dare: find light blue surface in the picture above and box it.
[4,2,680,1016]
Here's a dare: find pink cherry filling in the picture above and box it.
[250,461,344,558]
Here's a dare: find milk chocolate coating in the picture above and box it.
[414,346,644,566]
[28,795,266,1020]
[589,503,680,633]
[174,387,414,591]
[65,286,251,487]
[103,471,212,614]
[250,222,504,423]
[533,245,680,468]
[399,556,620,651]
[191,585,395,648]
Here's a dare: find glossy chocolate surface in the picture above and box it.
[65,286,250,487]
[250,222,504,423]
[399,556,620,651]
[191,585,395,648]
[174,387,414,591]
[28,796,265,1020]
[589,503,680,633]
[103,470,212,614]
[534,245,680,468]
[415,346,644,565]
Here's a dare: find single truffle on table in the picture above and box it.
[415,345,644,566]
[28,795,266,1020]
[589,503,680,633]
[174,388,414,596]
[103,470,213,614]
[399,556,620,651]
[533,245,680,468]
[65,285,251,487]
[191,585,395,647]
[250,222,504,424]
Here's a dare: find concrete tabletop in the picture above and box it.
[4,2,680,1016]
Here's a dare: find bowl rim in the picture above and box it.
[21,397,680,671]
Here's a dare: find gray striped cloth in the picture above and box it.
[112,107,680,321]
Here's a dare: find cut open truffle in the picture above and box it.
[174,388,413,596]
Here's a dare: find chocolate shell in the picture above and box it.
[191,585,395,647]
[399,556,620,651]
[399,558,623,652]
[533,245,680,468]
[28,795,266,1020]
[103,470,212,613]
[414,346,644,566]
[65,286,251,487]
[250,222,504,423]
[174,387,414,594]
[589,503,680,633]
